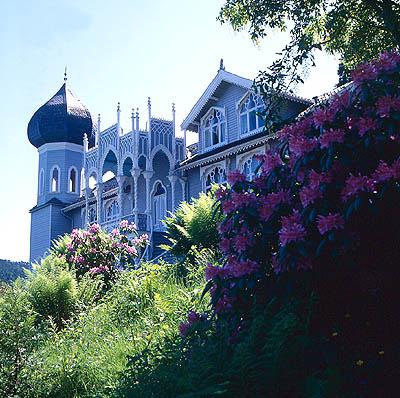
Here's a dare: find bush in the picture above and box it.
[163,190,223,261]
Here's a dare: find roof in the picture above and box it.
[28,82,95,148]
[30,197,67,213]
[181,68,312,132]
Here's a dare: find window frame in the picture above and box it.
[68,166,79,194]
[200,107,227,152]
[238,92,266,137]
[49,165,60,193]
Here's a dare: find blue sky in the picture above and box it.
[0,0,338,261]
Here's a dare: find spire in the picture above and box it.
[219,58,225,71]
[64,66,67,82]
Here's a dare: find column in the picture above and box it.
[116,175,126,220]
[143,170,154,230]
[179,177,186,202]
[183,129,187,160]
[96,182,103,224]
[172,103,176,162]
[84,186,90,228]
[131,168,141,226]
[168,175,177,211]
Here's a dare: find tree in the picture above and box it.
[219,0,400,106]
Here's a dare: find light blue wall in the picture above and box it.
[37,147,83,206]
[30,205,51,263]
[50,204,72,243]
[186,168,202,201]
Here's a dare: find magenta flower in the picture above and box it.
[205,264,228,281]
[351,63,379,84]
[228,170,246,185]
[89,223,100,233]
[279,212,306,246]
[222,200,235,214]
[228,259,259,277]
[391,158,400,179]
[356,117,377,136]
[341,174,375,201]
[376,51,400,72]
[215,295,235,314]
[300,185,322,207]
[376,96,400,118]
[215,186,228,200]
[260,152,283,174]
[308,170,332,188]
[372,161,393,182]
[319,129,345,148]
[219,238,231,253]
[179,321,190,337]
[317,213,345,235]
[289,135,319,157]
[313,107,336,128]
[234,235,251,253]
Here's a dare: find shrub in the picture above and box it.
[163,190,223,261]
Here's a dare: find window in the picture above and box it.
[239,93,265,135]
[202,108,226,149]
[204,166,226,192]
[88,207,97,224]
[39,169,45,195]
[240,154,261,181]
[69,167,78,193]
[50,166,60,192]
[105,200,119,221]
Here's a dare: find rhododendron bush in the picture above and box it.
[53,220,149,288]
[207,51,400,323]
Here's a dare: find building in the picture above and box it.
[28,62,312,263]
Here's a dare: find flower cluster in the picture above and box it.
[206,51,400,323]
[57,220,148,289]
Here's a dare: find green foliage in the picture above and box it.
[219,0,400,124]
[5,260,207,398]
[0,258,30,283]
[25,261,78,331]
[163,190,223,261]
[0,282,48,398]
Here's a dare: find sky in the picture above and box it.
[0,0,338,261]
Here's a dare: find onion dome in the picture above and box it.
[27,82,95,148]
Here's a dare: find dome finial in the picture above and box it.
[219,58,225,71]
[64,66,67,83]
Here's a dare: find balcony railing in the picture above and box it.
[101,213,148,233]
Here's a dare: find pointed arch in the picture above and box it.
[68,166,79,193]
[38,168,45,196]
[237,91,265,136]
[49,165,60,193]
[100,147,118,182]
[149,145,174,172]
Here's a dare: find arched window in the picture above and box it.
[239,93,265,135]
[204,166,226,192]
[105,200,119,221]
[68,167,78,193]
[240,154,261,181]
[39,169,45,195]
[88,207,97,224]
[202,108,226,149]
[50,166,60,192]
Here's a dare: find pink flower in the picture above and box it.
[391,158,400,179]
[228,170,246,185]
[279,212,306,246]
[300,185,322,207]
[319,129,345,148]
[214,294,235,314]
[219,238,231,253]
[341,174,375,201]
[313,107,336,128]
[231,192,257,210]
[376,96,400,118]
[267,189,290,207]
[228,259,259,277]
[179,322,190,337]
[88,265,109,275]
[372,161,393,182]
[89,223,100,233]
[234,235,251,253]
[260,153,283,174]
[356,117,377,136]
[119,220,129,229]
[317,213,345,235]
[205,264,228,281]
[289,135,319,157]
[351,63,379,84]
[215,186,228,200]
[308,170,332,188]
[376,51,400,72]
[126,245,137,256]
[222,200,235,214]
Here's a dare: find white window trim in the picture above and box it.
[237,92,266,137]
[49,165,61,193]
[236,147,265,181]
[39,168,45,196]
[104,198,120,222]
[200,160,227,192]
[68,166,79,194]
[200,106,227,153]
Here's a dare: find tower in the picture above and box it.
[28,77,94,262]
